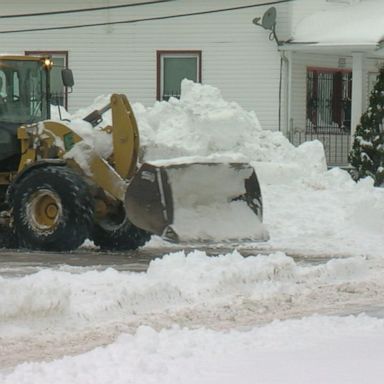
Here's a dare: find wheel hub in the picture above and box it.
[27,189,63,233]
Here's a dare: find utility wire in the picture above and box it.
[0,0,292,34]
[0,0,177,19]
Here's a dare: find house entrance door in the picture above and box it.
[290,67,352,166]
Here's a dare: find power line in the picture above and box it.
[0,0,176,19]
[0,0,292,34]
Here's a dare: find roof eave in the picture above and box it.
[279,41,383,56]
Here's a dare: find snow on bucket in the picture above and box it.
[125,162,269,243]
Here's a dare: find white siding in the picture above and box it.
[0,0,293,132]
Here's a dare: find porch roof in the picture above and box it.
[282,0,384,55]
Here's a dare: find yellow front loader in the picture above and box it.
[0,55,267,251]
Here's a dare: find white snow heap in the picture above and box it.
[44,80,384,254]
[51,95,114,160]
[3,313,384,384]
[56,79,326,185]
[132,80,327,185]
[134,80,314,164]
[0,251,371,326]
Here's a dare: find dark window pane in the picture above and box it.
[51,57,65,106]
[163,57,197,99]
[306,69,352,134]
[0,59,47,124]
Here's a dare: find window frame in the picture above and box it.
[156,50,202,101]
[25,50,69,109]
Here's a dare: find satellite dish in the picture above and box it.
[261,7,277,31]
[252,6,280,45]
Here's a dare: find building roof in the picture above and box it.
[287,0,384,49]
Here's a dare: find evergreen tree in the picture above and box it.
[349,66,384,186]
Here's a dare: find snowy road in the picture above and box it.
[0,245,334,277]
[2,245,384,370]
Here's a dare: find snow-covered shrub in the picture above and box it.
[349,66,384,186]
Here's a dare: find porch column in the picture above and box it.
[351,52,364,137]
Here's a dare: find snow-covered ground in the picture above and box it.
[2,81,384,382]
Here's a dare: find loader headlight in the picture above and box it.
[43,58,53,70]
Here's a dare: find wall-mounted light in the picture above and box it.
[338,57,346,68]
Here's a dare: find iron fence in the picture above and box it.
[288,129,351,167]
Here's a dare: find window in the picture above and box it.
[0,58,48,123]
[157,51,201,100]
[25,51,69,108]
[306,67,352,133]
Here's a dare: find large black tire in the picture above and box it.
[11,166,94,251]
[92,213,151,251]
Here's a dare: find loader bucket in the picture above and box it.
[125,162,269,243]
[124,163,176,240]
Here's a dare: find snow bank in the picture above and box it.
[62,80,326,184]
[0,250,375,337]
[48,79,384,253]
[263,166,384,256]
[57,81,325,242]
[3,314,384,384]
[134,81,326,174]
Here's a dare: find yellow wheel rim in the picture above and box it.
[27,189,63,233]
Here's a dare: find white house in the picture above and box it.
[281,0,384,166]
[0,0,381,166]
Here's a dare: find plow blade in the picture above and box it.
[125,162,269,243]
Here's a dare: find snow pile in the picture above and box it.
[61,80,326,182]
[262,166,384,256]
[49,80,327,185]
[2,249,384,378]
[51,98,113,160]
[48,80,384,253]
[291,0,384,45]
[133,80,326,187]
[47,79,384,252]
[135,80,275,161]
[0,250,376,338]
[3,314,384,384]
[55,81,327,242]
[134,81,326,173]
[129,81,326,241]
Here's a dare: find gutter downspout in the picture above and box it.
[279,50,291,136]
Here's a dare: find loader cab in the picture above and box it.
[0,55,52,170]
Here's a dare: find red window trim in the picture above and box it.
[307,66,352,74]
[156,50,202,101]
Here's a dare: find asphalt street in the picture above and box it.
[0,244,345,277]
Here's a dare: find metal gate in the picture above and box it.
[289,68,352,167]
